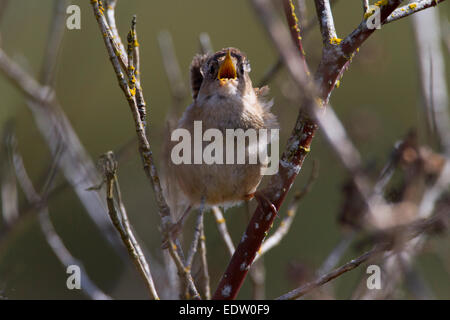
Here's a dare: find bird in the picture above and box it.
[164,47,278,233]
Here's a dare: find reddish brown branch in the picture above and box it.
[283,0,310,75]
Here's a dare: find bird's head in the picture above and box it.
[193,47,253,100]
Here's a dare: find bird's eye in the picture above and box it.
[209,64,215,75]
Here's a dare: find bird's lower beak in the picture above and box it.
[218,50,237,80]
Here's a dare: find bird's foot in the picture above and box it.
[245,191,279,219]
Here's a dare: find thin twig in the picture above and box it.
[100,151,159,300]
[212,206,235,257]
[254,160,318,262]
[362,0,369,14]
[158,30,188,112]
[412,4,450,156]
[385,0,446,25]
[199,214,211,300]
[186,205,205,268]
[0,125,18,226]
[277,246,383,300]
[40,0,68,86]
[283,0,310,74]
[314,0,338,46]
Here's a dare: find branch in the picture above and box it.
[212,206,235,257]
[158,30,188,112]
[314,0,337,45]
[362,0,369,14]
[99,152,159,300]
[277,246,383,299]
[1,124,19,226]
[283,0,310,74]
[199,213,211,300]
[411,3,450,156]
[385,0,446,25]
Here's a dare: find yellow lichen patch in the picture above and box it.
[409,3,417,9]
[330,37,342,45]
[216,218,225,224]
[336,80,341,88]
[375,0,388,7]
[299,145,310,153]
[129,87,136,96]
[364,8,376,19]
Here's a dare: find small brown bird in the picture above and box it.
[165,47,278,229]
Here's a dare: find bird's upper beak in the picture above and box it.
[218,50,237,81]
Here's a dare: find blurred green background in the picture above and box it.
[0,0,449,299]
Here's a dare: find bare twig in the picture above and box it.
[100,151,159,300]
[314,0,338,45]
[1,125,18,226]
[104,0,126,55]
[212,206,235,257]
[0,48,54,104]
[199,214,211,300]
[158,30,188,112]
[186,205,205,268]
[412,5,450,156]
[318,232,357,278]
[385,0,446,25]
[254,160,318,262]
[40,0,68,86]
[277,246,383,300]
[283,0,310,74]
[362,0,369,14]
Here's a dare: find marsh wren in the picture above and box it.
[166,48,278,228]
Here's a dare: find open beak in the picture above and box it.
[218,50,237,80]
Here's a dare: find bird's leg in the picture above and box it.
[245,191,278,218]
